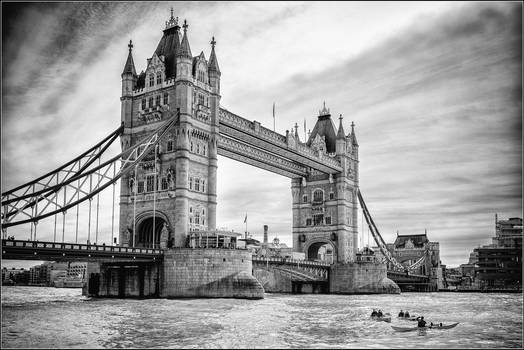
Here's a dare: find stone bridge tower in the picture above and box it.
[119,12,221,248]
[292,104,359,263]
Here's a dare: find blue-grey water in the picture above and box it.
[1,286,522,349]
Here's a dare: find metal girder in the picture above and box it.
[217,135,308,178]
[1,112,179,228]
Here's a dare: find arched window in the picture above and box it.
[203,145,206,155]
[190,142,193,152]
[196,144,200,154]
[148,97,154,108]
[313,190,324,202]
[149,74,154,87]
[156,72,162,85]
[195,179,200,192]
[141,99,146,110]
[163,93,168,105]
[155,95,161,106]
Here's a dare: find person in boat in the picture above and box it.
[398,310,404,317]
[377,310,383,317]
[417,316,427,328]
[404,311,410,318]
[439,323,442,327]
[371,309,378,317]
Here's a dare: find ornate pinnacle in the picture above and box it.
[339,114,343,122]
[183,19,188,32]
[128,40,133,51]
[211,36,216,48]
[165,7,179,29]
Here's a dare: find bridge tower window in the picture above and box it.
[155,95,161,106]
[313,213,324,226]
[163,93,168,105]
[313,190,324,202]
[137,181,144,194]
[141,99,146,110]
[161,177,168,190]
[306,218,312,226]
[190,142,193,152]
[189,177,193,190]
[156,72,162,85]
[149,97,154,108]
[303,195,308,203]
[325,217,332,225]
[329,192,334,200]
[202,180,205,192]
[203,145,206,155]
[195,179,200,192]
[149,74,155,87]
[146,175,156,192]
[167,140,174,152]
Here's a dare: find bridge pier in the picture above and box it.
[329,262,400,294]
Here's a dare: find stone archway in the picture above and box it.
[303,238,337,263]
[135,211,171,248]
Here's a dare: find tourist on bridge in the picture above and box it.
[398,310,404,317]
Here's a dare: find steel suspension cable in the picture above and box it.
[95,157,101,244]
[152,144,158,249]
[132,164,138,248]
[75,162,80,243]
[111,166,116,246]
[88,176,92,245]
[62,187,66,243]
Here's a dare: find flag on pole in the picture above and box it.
[244,213,247,223]
[272,102,276,132]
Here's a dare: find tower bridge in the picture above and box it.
[1,11,418,298]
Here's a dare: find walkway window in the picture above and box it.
[163,93,168,105]
[155,95,161,106]
[313,190,323,202]
[149,74,154,87]
[156,72,162,85]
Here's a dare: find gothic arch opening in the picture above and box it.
[137,216,165,248]
[306,240,336,263]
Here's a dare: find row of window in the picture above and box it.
[305,216,332,226]
[197,70,206,83]
[190,142,206,156]
[194,92,209,107]
[189,177,206,193]
[135,175,170,194]
[141,93,169,110]
[149,72,163,87]
[303,192,335,203]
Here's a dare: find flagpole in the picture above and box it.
[245,213,248,239]
[273,102,275,132]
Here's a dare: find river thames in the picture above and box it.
[1,286,522,349]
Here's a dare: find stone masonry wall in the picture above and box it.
[330,262,400,294]
[161,248,264,299]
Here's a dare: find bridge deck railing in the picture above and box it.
[251,256,331,268]
[2,239,163,255]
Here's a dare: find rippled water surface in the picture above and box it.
[1,286,522,349]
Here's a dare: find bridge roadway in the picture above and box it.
[2,239,163,262]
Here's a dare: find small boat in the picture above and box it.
[391,323,459,332]
[371,314,392,323]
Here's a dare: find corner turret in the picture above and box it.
[208,37,221,94]
[336,114,346,155]
[121,40,137,96]
[176,19,193,80]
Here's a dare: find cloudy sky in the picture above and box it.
[1,1,522,269]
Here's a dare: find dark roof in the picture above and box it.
[336,117,345,139]
[208,44,220,74]
[307,113,338,153]
[394,234,429,248]
[122,50,136,76]
[154,26,180,78]
[178,29,192,58]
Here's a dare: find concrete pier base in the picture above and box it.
[329,262,400,294]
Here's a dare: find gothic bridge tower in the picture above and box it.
[292,104,359,263]
[119,12,221,248]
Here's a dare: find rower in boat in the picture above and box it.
[398,310,404,317]
[371,309,378,317]
[417,316,426,328]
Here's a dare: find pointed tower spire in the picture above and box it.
[178,19,192,58]
[350,121,358,146]
[337,114,345,139]
[208,36,221,74]
[122,40,136,76]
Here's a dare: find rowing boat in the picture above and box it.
[371,314,392,323]
[391,323,459,332]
